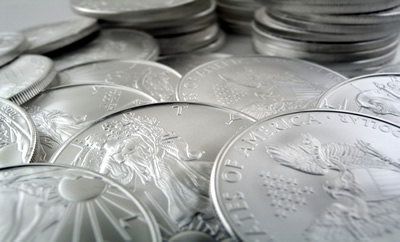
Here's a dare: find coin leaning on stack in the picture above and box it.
[253,0,400,77]
[1,0,400,241]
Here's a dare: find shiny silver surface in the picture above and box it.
[22,83,156,162]
[0,32,28,67]
[0,164,161,242]
[57,59,181,101]
[22,17,99,54]
[158,53,231,75]
[50,102,255,240]
[178,56,346,119]
[318,73,400,125]
[0,98,38,166]
[52,29,159,70]
[0,55,56,105]
[211,109,400,242]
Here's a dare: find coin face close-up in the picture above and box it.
[0,164,161,242]
[22,83,156,162]
[211,110,400,242]
[178,56,346,119]
[57,59,182,101]
[318,74,400,126]
[49,102,255,240]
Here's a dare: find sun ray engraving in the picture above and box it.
[94,198,132,241]
[72,203,84,242]
[49,203,76,242]
[86,201,104,242]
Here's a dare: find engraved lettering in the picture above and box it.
[224,159,244,169]
[222,170,242,183]
[172,105,188,116]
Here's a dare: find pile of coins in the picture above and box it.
[253,0,400,77]
[216,0,261,35]
[1,0,400,241]
[79,0,224,55]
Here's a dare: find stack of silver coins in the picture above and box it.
[253,0,400,77]
[216,0,261,35]
[1,0,400,241]
[73,0,224,55]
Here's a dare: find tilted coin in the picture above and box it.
[71,0,197,20]
[0,55,56,105]
[178,56,346,119]
[0,164,161,242]
[50,102,256,240]
[0,98,38,166]
[157,53,231,75]
[51,28,159,70]
[21,18,99,54]
[211,110,400,242]
[57,59,182,101]
[318,73,400,125]
[22,83,156,162]
[0,32,28,67]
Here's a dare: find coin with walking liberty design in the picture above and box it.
[211,110,400,242]
[50,102,255,241]
[22,83,156,162]
[0,164,161,242]
[0,98,39,167]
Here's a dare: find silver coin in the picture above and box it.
[211,109,400,242]
[252,26,399,53]
[268,10,398,35]
[0,164,161,241]
[57,59,181,101]
[0,32,28,67]
[52,28,159,70]
[49,102,255,240]
[22,83,156,162]
[192,30,227,54]
[318,73,400,125]
[99,0,216,35]
[254,9,393,43]
[0,98,38,166]
[178,56,346,119]
[0,55,56,105]
[158,53,231,76]
[71,0,196,19]
[252,35,399,62]
[157,23,220,55]
[279,5,400,25]
[21,18,99,54]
